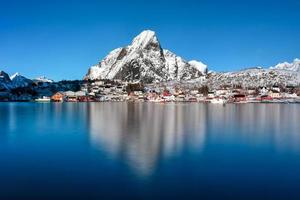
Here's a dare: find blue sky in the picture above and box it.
[0,0,299,80]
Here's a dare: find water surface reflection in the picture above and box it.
[1,103,300,199]
[88,103,207,176]
[86,103,300,176]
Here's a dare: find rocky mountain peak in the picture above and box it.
[0,71,11,82]
[130,30,161,51]
[10,72,20,80]
[85,30,207,83]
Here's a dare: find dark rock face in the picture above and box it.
[116,48,127,61]
[0,71,11,83]
[0,71,11,91]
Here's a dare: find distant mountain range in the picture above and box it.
[1,30,299,89]
[0,71,52,91]
[270,58,300,72]
[205,68,300,89]
[204,58,300,88]
[84,29,300,86]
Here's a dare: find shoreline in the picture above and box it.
[1,100,300,104]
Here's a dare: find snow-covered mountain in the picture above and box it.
[85,30,207,83]
[0,72,33,90]
[270,58,300,72]
[188,60,208,74]
[10,73,33,88]
[33,76,54,83]
[204,68,300,89]
[0,71,11,83]
[0,71,11,91]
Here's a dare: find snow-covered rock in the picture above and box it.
[10,73,33,88]
[85,30,207,83]
[33,76,54,83]
[205,68,300,89]
[270,58,300,72]
[188,60,208,74]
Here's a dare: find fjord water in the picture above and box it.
[1,103,300,199]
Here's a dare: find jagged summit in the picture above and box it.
[0,71,11,82]
[270,58,300,72]
[0,71,33,90]
[10,72,20,80]
[10,72,33,88]
[85,30,207,83]
[130,30,160,50]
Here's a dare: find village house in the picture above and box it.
[115,85,125,93]
[283,93,298,99]
[260,87,269,95]
[176,94,186,101]
[190,89,199,95]
[215,89,228,96]
[161,90,175,102]
[271,85,280,93]
[75,91,86,97]
[94,80,105,86]
[88,92,96,97]
[78,96,92,102]
[91,86,100,93]
[231,89,244,95]
[268,90,281,99]
[247,88,257,95]
[207,92,215,98]
[51,92,64,102]
[64,91,77,102]
[233,94,247,102]
[285,85,295,94]
[147,91,160,101]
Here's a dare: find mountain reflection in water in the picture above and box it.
[86,103,300,176]
[1,103,300,199]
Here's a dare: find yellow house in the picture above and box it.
[268,90,281,98]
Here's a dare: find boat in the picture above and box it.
[35,96,51,102]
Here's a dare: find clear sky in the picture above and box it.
[0,0,299,80]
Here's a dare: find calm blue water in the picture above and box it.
[1,102,300,199]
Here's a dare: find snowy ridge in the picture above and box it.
[10,73,33,88]
[0,71,11,83]
[0,71,11,90]
[33,76,54,83]
[188,60,208,74]
[10,72,20,81]
[0,71,33,90]
[85,30,207,83]
[204,68,300,89]
[270,58,300,72]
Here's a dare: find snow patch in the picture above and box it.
[188,60,208,74]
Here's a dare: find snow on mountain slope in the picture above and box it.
[33,76,54,83]
[270,58,300,72]
[188,60,208,74]
[205,68,300,89]
[85,30,207,83]
[10,73,33,88]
